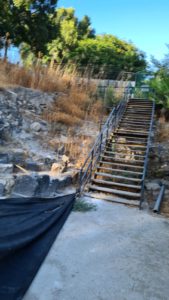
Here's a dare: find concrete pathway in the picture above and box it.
[24,198,169,300]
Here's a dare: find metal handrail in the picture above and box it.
[139,99,155,209]
[78,90,129,194]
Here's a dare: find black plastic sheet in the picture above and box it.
[0,193,75,300]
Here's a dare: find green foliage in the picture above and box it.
[70,35,146,77]
[149,72,169,109]
[46,8,95,63]
[104,86,118,107]
[73,198,97,212]
[0,2,146,75]
[0,0,58,55]
[78,15,95,39]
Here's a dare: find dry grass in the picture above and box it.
[0,60,103,127]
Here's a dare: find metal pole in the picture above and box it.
[153,185,165,213]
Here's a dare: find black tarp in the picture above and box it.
[0,193,75,300]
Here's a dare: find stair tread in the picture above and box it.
[89,183,141,196]
[122,118,150,123]
[98,160,144,169]
[123,115,151,119]
[116,131,148,137]
[107,139,147,145]
[95,172,141,182]
[84,192,140,206]
[107,142,147,148]
[104,150,145,158]
[120,122,149,127]
[110,135,147,140]
[100,155,144,164]
[97,166,143,175]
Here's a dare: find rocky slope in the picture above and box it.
[0,86,98,198]
[145,121,169,217]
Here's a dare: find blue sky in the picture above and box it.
[58,0,169,61]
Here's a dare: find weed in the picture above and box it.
[73,198,97,212]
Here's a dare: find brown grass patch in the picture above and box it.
[0,60,103,128]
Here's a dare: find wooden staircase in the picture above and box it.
[87,98,155,206]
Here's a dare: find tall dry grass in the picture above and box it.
[0,60,103,127]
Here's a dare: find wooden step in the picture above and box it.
[122,118,150,123]
[117,128,148,133]
[127,109,152,112]
[123,114,151,118]
[98,160,144,170]
[85,192,140,206]
[104,150,145,158]
[108,139,147,145]
[105,147,145,154]
[116,131,148,137]
[107,142,147,148]
[100,155,144,164]
[120,120,150,125]
[119,125,149,130]
[127,102,152,107]
[110,134,147,141]
[106,142,146,149]
[123,115,151,120]
[95,172,142,182]
[91,179,141,190]
[89,183,141,196]
[97,166,143,175]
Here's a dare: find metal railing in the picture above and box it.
[78,91,129,194]
[139,99,155,209]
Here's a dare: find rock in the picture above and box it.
[58,145,65,155]
[0,180,5,196]
[145,182,161,191]
[0,153,9,163]
[51,163,61,173]
[12,175,38,197]
[0,164,13,174]
[30,122,42,132]
[161,179,169,189]
[62,155,69,164]
[24,160,42,172]
[9,149,26,164]
[58,176,72,188]
[48,178,60,195]
[35,175,50,197]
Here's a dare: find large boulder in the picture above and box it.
[11,175,38,197]
[0,164,13,174]
[0,180,5,197]
[30,122,42,132]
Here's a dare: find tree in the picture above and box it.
[46,8,95,64]
[69,35,146,78]
[0,0,58,56]
[78,15,95,39]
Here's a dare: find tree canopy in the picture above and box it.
[0,2,147,77]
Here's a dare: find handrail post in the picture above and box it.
[78,168,83,194]
[89,149,94,180]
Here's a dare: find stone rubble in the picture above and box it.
[0,87,78,198]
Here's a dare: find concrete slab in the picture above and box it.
[24,198,169,300]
